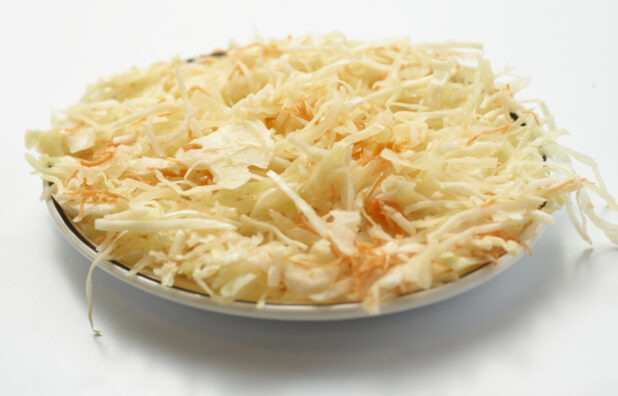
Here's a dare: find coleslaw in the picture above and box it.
[26,34,618,331]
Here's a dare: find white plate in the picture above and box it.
[46,195,546,321]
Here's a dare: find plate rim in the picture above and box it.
[45,193,546,321]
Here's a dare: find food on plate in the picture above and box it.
[26,34,617,325]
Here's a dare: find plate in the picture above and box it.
[46,193,546,321]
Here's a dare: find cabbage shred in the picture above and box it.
[26,34,617,317]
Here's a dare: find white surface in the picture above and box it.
[1,1,617,395]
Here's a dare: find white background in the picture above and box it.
[1,1,617,395]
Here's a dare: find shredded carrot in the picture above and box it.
[227,64,244,81]
[466,124,509,146]
[480,198,497,208]
[80,151,114,167]
[354,138,417,166]
[350,256,364,298]
[264,116,277,129]
[129,117,147,127]
[191,168,213,185]
[367,163,392,197]
[94,235,106,246]
[122,172,148,183]
[151,167,188,179]
[294,213,320,236]
[183,142,202,151]
[65,188,123,199]
[522,110,540,126]
[363,195,406,235]
[547,179,577,193]
[64,169,79,187]
[62,122,85,134]
[69,187,125,221]
[505,84,514,98]
[187,86,208,96]
[292,98,314,121]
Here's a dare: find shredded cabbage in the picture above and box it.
[26,33,617,321]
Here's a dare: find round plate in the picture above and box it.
[46,195,546,321]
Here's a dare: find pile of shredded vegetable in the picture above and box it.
[26,33,618,323]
